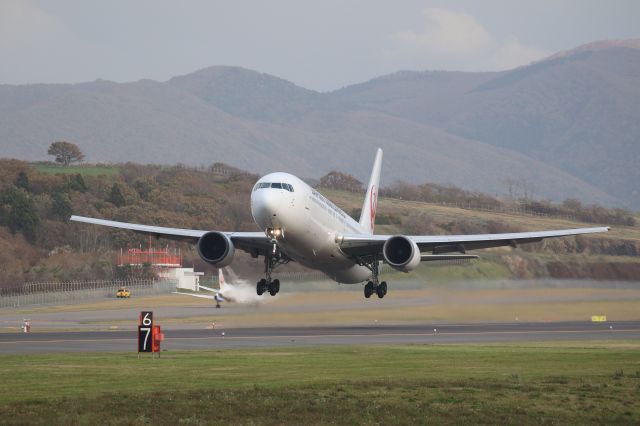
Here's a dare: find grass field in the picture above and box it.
[33,163,120,176]
[1,343,639,424]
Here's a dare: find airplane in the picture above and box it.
[71,148,609,299]
[173,268,230,308]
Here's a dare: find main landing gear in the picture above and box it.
[256,241,285,297]
[359,255,388,299]
[364,280,387,299]
[257,277,280,296]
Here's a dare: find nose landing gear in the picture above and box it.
[256,242,285,296]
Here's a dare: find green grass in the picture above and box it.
[400,257,513,283]
[1,343,639,424]
[33,163,120,176]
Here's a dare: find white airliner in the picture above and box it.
[71,149,609,299]
[174,268,229,308]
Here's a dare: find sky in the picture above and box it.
[1,0,639,91]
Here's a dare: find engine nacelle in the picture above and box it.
[382,235,421,272]
[197,231,235,267]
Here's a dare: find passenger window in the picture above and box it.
[271,183,282,189]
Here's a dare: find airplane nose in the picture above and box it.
[251,190,282,227]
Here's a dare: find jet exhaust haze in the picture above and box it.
[219,269,271,304]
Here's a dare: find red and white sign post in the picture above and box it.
[138,311,163,358]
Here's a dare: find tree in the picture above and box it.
[67,173,87,192]
[109,183,126,207]
[0,186,40,242]
[47,141,85,166]
[51,192,72,221]
[319,171,363,193]
[15,170,29,190]
[132,178,154,201]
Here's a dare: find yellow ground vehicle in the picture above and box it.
[116,287,131,298]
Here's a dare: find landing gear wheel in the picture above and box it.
[269,279,280,296]
[364,281,374,298]
[376,281,387,299]
[257,278,267,295]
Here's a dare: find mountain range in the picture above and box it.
[0,39,638,208]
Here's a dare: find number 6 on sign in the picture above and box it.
[140,311,153,327]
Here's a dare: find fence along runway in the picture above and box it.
[1,322,639,353]
[0,279,177,308]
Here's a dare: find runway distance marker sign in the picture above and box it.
[138,311,154,354]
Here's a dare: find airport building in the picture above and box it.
[117,247,203,291]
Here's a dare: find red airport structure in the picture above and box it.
[118,246,182,268]
[118,241,203,292]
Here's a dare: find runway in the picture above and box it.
[1,321,638,353]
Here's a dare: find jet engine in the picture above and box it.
[197,231,235,267]
[382,235,421,272]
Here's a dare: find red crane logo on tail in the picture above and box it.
[370,185,377,233]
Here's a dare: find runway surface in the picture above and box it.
[1,321,638,353]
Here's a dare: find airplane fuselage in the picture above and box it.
[250,172,371,283]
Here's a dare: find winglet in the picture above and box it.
[359,148,383,235]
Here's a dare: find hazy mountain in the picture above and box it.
[168,66,321,122]
[332,42,640,207]
[0,40,638,208]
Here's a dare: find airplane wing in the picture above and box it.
[197,284,220,293]
[173,291,227,303]
[70,215,272,256]
[338,227,610,258]
[172,291,218,300]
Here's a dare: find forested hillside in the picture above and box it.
[0,160,638,288]
[1,40,638,207]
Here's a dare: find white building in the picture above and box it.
[159,267,204,291]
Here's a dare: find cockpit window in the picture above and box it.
[254,182,294,192]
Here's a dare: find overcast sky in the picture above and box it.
[1,0,639,91]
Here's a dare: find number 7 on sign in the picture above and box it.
[138,326,152,352]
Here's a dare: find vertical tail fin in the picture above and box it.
[218,268,226,290]
[359,148,383,235]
